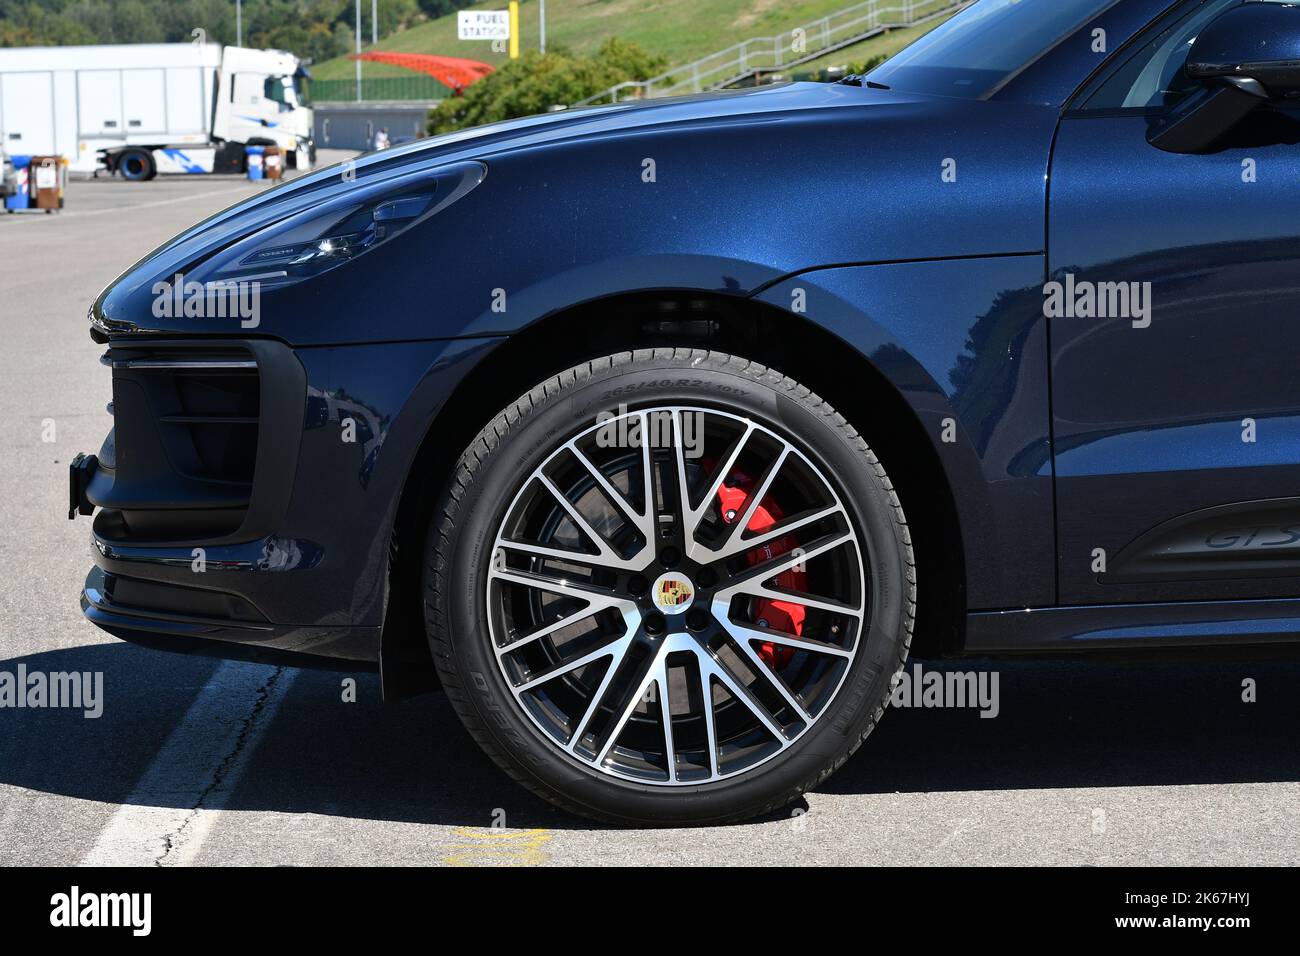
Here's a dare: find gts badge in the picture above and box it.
[1205,525,1300,550]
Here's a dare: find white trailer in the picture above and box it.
[0,43,314,179]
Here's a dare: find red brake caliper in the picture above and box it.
[717,473,805,669]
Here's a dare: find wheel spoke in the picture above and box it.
[715,615,855,659]
[670,410,695,535]
[698,658,720,780]
[515,633,633,692]
[637,411,656,549]
[718,529,859,602]
[492,566,638,668]
[497,538,611,567]
[695,643,791,745]
[567,439,655,558]
[722,444,790,544]
[652,657,678,782]
[565,649,626,752]
[732,640,812,722]
[715,619,842,724]
[534,473,644,570]
[676,412,756,560]
[490,565,629,609]
[495,599,605,656]
[708,502,841,563]
[595,654,662,766]
[741,585,861,619]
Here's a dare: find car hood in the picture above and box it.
[95,81,1059,337]
[95,82,889,330]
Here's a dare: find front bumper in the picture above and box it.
[81,566,376,667]
[73,333,501,667]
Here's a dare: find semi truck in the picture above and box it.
[0,43,314,180]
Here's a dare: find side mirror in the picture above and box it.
[1187,1,1300,94]
[1149,2,1300,153]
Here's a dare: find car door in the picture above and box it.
[228,71,275,142]
[1049,0,1300,605]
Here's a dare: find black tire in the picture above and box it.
[424,348,915,826]
[117,148,155,181]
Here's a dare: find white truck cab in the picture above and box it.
[213,46,314,167]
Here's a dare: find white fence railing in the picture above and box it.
[571,0,969,108]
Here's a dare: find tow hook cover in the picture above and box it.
[68,452,98,520]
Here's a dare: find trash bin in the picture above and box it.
[30,156,65,213]
[5,155,31,212]
[245,145,265,181]
[263,145,283,181]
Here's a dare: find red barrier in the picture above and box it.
[349,52,495,95]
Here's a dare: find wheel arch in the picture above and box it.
[380,291,968,698]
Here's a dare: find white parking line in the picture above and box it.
[80,660,297,867]
[0,184,256,228]
[71,185,260,217]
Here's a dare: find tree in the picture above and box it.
[429,39,668,135]
[0,0,413,60]
[111,0,166,43]
[417,0,475,18]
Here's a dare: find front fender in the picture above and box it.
[752,254,1054,609]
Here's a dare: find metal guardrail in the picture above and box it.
[572,0,969,108]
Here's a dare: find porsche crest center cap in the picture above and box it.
[652,572,695,614]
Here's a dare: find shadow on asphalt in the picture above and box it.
[1,643,1297,830]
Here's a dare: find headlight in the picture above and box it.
[185,160,485,293]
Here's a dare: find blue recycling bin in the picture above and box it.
[245,145,265,181]
[5,155,31,211]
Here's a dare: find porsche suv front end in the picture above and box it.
[72,153,498,670]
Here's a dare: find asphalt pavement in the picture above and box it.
[1,161,1297,866]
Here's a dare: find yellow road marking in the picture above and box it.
[445,827,552,867]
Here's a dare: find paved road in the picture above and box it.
[1,166,1297,866]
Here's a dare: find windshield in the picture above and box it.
[867,0,1123,99]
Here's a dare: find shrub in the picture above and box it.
[428,38,667,135]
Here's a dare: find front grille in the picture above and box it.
[143,355,260,486]
[85,337,304,553]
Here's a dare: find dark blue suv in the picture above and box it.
[72,0,1300,824]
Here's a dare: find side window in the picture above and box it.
[263,76,288,106]
[1084,0,1294,110]
[232,73,262,106]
